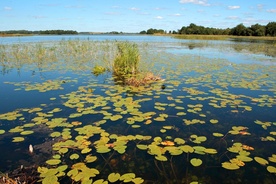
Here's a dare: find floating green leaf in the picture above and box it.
[70,153,79,160]
[50,132,61,138]
[222,162,240,170]
[190,158,202,167]
[137,144,148,150]
[254,157,269,165]
[108,173,120,183]
[179,145,194,153]
[120,173,136,182]
[213,133,224,137]
[46,159,61,165]
[204,148,217,154]
[174,138,185,145]
[132,177,144,184]
[267,166,276,174]
[12,137,25,142]
[155,155,167,161]
[93,179,108,184]
[210,119,218,124]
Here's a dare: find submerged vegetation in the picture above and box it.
[0,37,276,184]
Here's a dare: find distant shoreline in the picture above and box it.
[1,33,276,41]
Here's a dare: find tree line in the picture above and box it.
[140,22,276,36]
[0,30,78,35]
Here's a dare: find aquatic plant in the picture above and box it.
[92,65,106,76]
[113,41,140,76]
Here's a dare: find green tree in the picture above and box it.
[250,24,266,36]
[231,24,247,36]
[266,22,276,36]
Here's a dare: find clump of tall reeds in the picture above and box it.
[113,41,140,76]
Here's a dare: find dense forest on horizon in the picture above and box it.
[1,22,276,37]
[0,30,78,35]
[141,22,276,36]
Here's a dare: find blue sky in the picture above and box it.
[1,0,275,32]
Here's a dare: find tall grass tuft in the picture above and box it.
[113,41,140,76]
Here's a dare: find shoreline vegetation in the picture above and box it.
[1,32,276,41]
[1,22,276,40]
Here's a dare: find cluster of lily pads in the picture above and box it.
[0,39,276,183]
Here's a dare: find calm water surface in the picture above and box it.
[0,35,275,184]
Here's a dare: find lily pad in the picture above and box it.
[85,155,97,163]
[50,132,61,137]
[174,138,185,145]
[222,162,240,170]
[267,166,276,173]
[254,157,269,165]
[179,145,194,153]
[210,119,218,124]
[213,133,224,137]
[190,158,202,167]
[120,173,136,182]
[93,179,108,184]
[108,173,120,183]
[46,159,61,165]
[155,155,168,161]
[70,153,79,160]
[137,144,148,150]
[20,130,34,135]
[132,177,144,184]
[12,137,25,142]
[204,148,217,154]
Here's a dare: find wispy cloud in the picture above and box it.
[257,4,264,11]
[32,15,47,19]
[4,6,12,11]
[267,9,276,13]
[173,13,181,16]
[155,16,163,19]
[105,12,120,15]
[130,7,140,11]
[227,16,239,20]
[228,6,240,10]
[242,18,270,25]
[179,0,210,6]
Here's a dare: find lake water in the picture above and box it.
[0,35,275,184]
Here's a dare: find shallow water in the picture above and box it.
[0,35,275,184]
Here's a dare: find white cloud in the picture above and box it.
[267,9,276,13]
[4,6,12,10]
[227,16,239,20]
[32,15,47,19]
[228,6,240,10]
[179,0,210,6]
[173,13,181,16]
[155,16,163,19]
[130,7,140,11]
[257,4,264,11]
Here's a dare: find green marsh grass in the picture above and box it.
[113,41,140,76]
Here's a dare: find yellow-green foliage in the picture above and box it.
[113,41,140,76]
[92,65,106,76]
